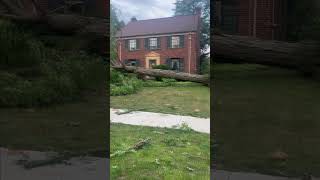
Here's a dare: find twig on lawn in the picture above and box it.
[110,138,151,158]
[115,108,146,115]
[129,138,151,150]
[19,149,107,169]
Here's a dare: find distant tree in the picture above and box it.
[287,0,320,41]
[110,4,125,64]
[174,0,210,55]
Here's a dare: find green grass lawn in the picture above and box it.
[111,84,210,118]
[213,63,320,177]
[111,123,210,179]
[0,87,108,156]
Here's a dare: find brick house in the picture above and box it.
[116,9,201,74]
[215,0,288,40]
[36,0,107,17]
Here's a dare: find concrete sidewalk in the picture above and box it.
[0,148,109,180]
[110,108,210,133]
[212,170,319,180]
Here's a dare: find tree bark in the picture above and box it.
[0,0,108,37]
[213,34,320,68]
[113,65,209,85]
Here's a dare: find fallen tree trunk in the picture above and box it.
[113,65,209,85]
[213,34,320,68]
[0,0,108,36]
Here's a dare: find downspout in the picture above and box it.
[253,0,257,37]
[188,33,192,74]
[272,0,275,40]
[119,40,122,62]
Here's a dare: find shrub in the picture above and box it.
[152,64,170,70]
[0,20,44,68]
[110,69,143,96]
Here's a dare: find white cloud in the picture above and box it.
[111,0,176,23]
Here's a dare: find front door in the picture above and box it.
[145,51,160,69]
[149,59,157,68]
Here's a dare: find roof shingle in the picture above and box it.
[116,14,199,37]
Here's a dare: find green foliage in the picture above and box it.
[200,56,210,75]
[174,0,210,53]
[0,20,44,68]
[0,22,106,107]
[110,4,125,63]
[152,64,170,70]
[143,78,178,87]
[110,69,202,96]
[110,69,143,96]
[287,0,320,41]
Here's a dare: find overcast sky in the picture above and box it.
[111,0,177,23]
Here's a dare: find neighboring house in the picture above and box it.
[116,9,202,74]
[215,0,287,40]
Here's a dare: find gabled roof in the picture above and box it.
[116,14,200,38]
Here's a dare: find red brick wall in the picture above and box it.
[118,33,199,74]
[255,0,274,39]
[222,0,286,40]
[36,0,48,12]
[238,0,251,36]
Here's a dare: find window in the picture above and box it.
[149,38,158,49]
[125,59,139,66]
[171,36,180,48]
[166,58,184,72]
[129,39,137,50]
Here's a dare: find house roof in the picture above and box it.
[116,14,200,38]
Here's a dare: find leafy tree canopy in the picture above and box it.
[174,0,210,55]
[110,4,125,63]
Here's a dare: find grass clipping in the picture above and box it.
[111,138,151,158]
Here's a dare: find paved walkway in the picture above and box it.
[0,148,108,180]
[110,108,210,133]
[212,170,319,180]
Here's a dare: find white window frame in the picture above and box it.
[171,36,180,48]
[149,38,158,49]
[129,39,137,51]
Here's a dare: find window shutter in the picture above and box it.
[166,58,172,69]
[179,58,184,72]
[136,39,139,49]
[125,40,129,49]
[157,37,161,49]
[145,38,149,50]
[167,36,171,48]
[180,35,184,48]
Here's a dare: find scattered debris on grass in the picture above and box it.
[64,121,80,127]
[270,150,289,161]
[152,131,165,134]
[16,149,107,169]
[131,138,151,150]
[19,153,73,169]
[186,167,195,172]
[172,122,193,132]
[155,158,160,165]
[115,108,146,115]
[111,138,151,158]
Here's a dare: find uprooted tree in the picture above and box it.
[113,65,210,85]
[2,0,318,81]
[0,0,108,36]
